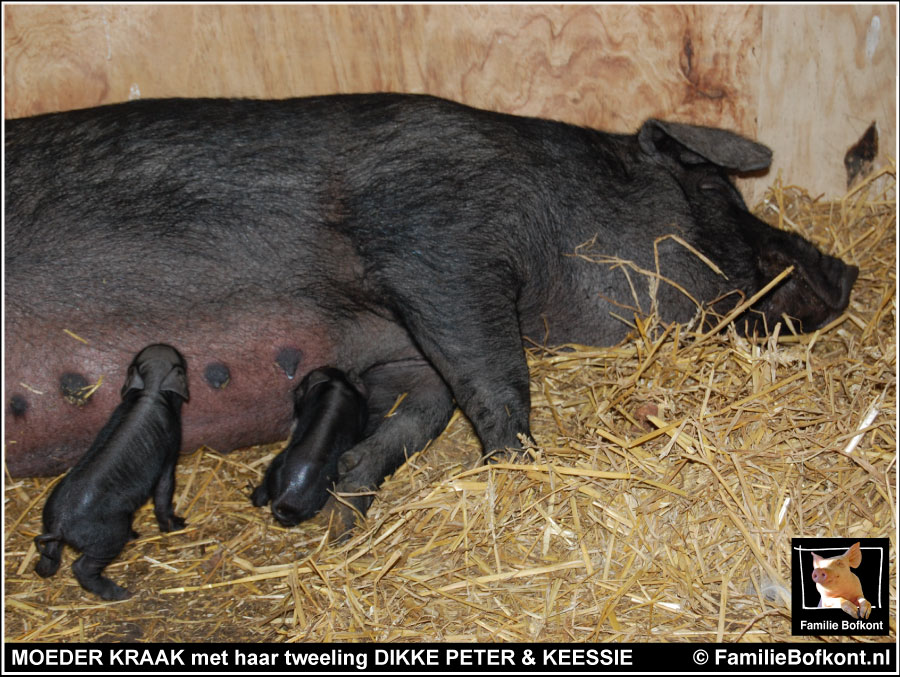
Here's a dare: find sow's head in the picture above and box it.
[637,118,859,335]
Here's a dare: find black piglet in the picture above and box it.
[34,344,189,600]
[252,367,368,526]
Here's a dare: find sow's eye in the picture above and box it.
[698,175,735,195]
[698,177,723,191]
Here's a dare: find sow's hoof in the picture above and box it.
[483,448,530,464]
[315,494,371,543]
[482,439,536,464]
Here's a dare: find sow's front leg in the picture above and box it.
[387,272,534,460]
[320,360,454,537]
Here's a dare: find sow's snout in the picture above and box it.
[746,221,859,335]
[637,118,859,336]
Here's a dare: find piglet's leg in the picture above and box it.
[153,458,186,532]
[838,597,860,618]
[857,597,872,619]
[72,553,131,601]
[33,536,63,577]
[251,452,286,508]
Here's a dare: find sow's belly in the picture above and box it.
[4,312,337,476]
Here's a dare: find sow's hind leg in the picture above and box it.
[319,360,454,538]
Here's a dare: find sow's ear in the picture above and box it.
[638,119,773,172]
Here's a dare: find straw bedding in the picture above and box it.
[4,169,895,643]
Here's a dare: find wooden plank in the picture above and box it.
[3,4,893,199]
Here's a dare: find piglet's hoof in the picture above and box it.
[102,584,133,602]
[250,484,269,508]
[157,514,186,533]
[858,599,872,619]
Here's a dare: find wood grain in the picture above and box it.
[758,5,896,196]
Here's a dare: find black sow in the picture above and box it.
[252,367,368,526]
[34,344,189,600]
[5,95,858,533]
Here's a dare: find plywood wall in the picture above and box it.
[758,5,896,197]
[4,4,896,201]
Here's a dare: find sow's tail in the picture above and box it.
[34,534,63,578]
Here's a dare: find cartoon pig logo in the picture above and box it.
[811,542,871,619]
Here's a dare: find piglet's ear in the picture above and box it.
[638,119,773,172]
[845,542,862,568]
[297,368,332,399]
[121,365,145,397]
[161,365,190,401]
[811,552,823,567]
